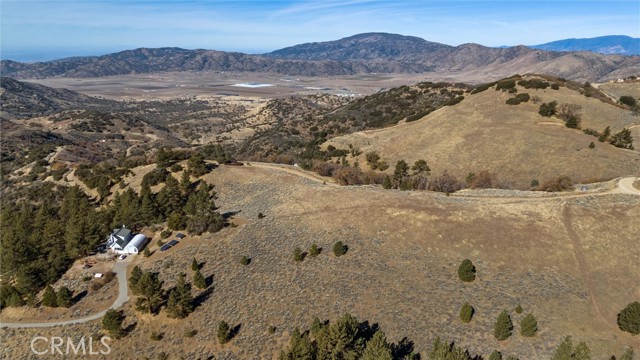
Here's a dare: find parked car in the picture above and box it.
[118,254,127,260]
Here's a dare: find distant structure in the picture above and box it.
[107,226,147,255]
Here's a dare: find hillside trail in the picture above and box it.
[561,205,617,332]
[243,162,340,187]
[243,162,639,200]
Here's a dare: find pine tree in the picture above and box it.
[552,336,574,360]
[191,258,199,271]
[56,286,73,308]
[574,342,591,360]
[361,330,392,360]
[135,271,164,314]
[139,182,160,225]
[459,302,474,323]
[41,285,57,307]
[166,273,194,319]
[218,321,231,344]
[489,350,503,360]
[7,292,26,307]
[309,243,320,257]
[428,337,472,360]
[185,182,224,235]
[157,173,183,217]
[281,328,314,360]
[102,309,124,338]
[620,348,634,360]
[411,159,431,176]
[520,313,538,337]
[188,153,208,177]
[293,247,304,262]
[333,241,348,257]
[129,266,143,294]
[494,310,513,341]
[193,268,207,289]
[180,170,192,197]
[617,301,640,335]
[458,259,476,282]
[382,176,392,189]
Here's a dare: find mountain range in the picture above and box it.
[1,33,639,82]
[531,35,640,55]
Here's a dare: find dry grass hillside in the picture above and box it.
[325,76,640,188]
[1,164,638,359]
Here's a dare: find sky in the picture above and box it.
[1,0,639,62]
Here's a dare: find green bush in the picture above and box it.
[620,95,637,107]
[515,93,530,102]
[538,101,557,117]
[617,301,640,334]
[309,243,321,257]
[496,80,516,91]
[494,310,513,341]
[240,256,251,266]
[333,241,348,257]
[150,331,163,341]
[520,313,538,337]
[293,247,305,262]
[506,98,521,105]
[515,304,523,314]
[460,302,474,323]
[184,329,198,338]
[458,259,476,282]
[218,321,231,344]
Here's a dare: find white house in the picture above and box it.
[107,227,147,255]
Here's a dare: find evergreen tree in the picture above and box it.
[7,292,26,307]
[139,182,160,225]
[609,128,634,150]
[167,211,187,231]
[494,310,513,341]
[618,301,640,334]
[411,159,431,176]
[188,153,208,177]
[333,241,348,257]
[458,259,476,282]
[218,321,231,344]
[520,313,538,337]
[129,266,143,295]
[620,348,634,360]
[293,247,304,262]
[459,302,474,323]
[135,271,164,314]
[143,247,151,257]
[180,170,192,197]
[102,309,125,338]
[574,342,591,360]
[489,350,503,360]
[191,258,199,271]
[361,330,392,360]
[185,182,224,235]
[166,273,194,319]
[280,328,314,360]
[193,268,207,289]
[41,285,57,307]
[393,160,409,181]
[56,286,73,308]
[382,176,392,189]
[428,337,472,360]
[309,243,320,257]
[157,173,183,217]
[552,336,575,360]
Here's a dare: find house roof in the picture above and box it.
[112,227,132,240]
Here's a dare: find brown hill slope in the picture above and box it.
[325,76,640,188]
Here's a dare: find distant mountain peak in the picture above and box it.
[531,35,640,55]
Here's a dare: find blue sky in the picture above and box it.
[1,0,639,61]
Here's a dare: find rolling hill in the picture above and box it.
[324,75,640,188]
[2,33,639,82]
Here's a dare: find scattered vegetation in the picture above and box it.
[458,259,476,282]
[617,301,640,335]
[459,302,474,323]
[520,313,538,337]
[332,241,348,257]
[494,310,514,341]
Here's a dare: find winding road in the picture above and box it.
[0,257,132,329]
[1,165,637,329]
